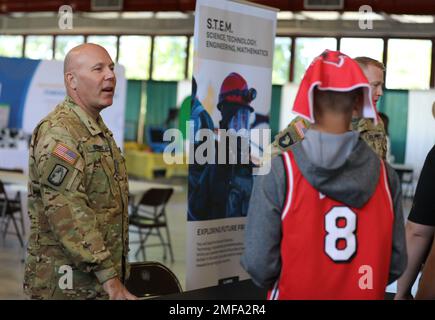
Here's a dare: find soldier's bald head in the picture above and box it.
[64,43,111,74]
[63,43,116,116]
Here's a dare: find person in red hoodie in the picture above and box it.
[241,50,407,300]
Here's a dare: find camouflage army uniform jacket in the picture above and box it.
[271,116,387,159]
[24,96,130,300]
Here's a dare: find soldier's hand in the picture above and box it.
[103,277,138,300]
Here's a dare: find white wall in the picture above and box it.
[405,90,435,180]
[279,83,299,130]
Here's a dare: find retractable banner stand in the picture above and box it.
[187,0,277,290]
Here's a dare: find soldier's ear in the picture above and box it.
[66,72,77,90]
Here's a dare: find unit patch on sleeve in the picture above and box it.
[278,132,293,149]
[47,164,69,186]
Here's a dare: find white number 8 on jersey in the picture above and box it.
[325,207,357,262]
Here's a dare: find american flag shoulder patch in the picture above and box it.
[52,143,78,165]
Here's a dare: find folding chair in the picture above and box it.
[0,180,24,247]
[129,188,174,262]
[125,261,182,298]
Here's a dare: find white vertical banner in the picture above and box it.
[187,0,277,290]
[405,90,435,179]
[279,83,300,131]
[177,79,193,107]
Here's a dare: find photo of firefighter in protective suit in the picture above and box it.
[188,76,215,219]
[188,72,257,221]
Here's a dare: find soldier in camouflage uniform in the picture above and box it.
[24,44,136,300]
[272,116,387,159]
[272,56,388,159]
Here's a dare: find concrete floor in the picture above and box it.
[0,177,413,300]
[0,240,26,299]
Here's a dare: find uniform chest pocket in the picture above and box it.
[87,145,112,171]
[85,145,117,196]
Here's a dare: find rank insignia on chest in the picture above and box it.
[52,143,78,165]
[48,164,69,186]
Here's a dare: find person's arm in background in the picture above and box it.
[395,145,435,300]
[395,222,434,299]
[240,156,285,288]
[385,164,407,285]
[416,237,435,299]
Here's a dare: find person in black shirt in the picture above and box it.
[396,145,435,299]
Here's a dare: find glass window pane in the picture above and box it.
[386,39,432,90]
[118,36,151,80]
[340,38,383,62]
[272,37,291,85]
[187,36,194,81]
[25,36,53,60]
[152,36,187,81]
[87,35,118,61]
[294,37,337,83]
[55,35,84,60]
[0,35,23,58]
